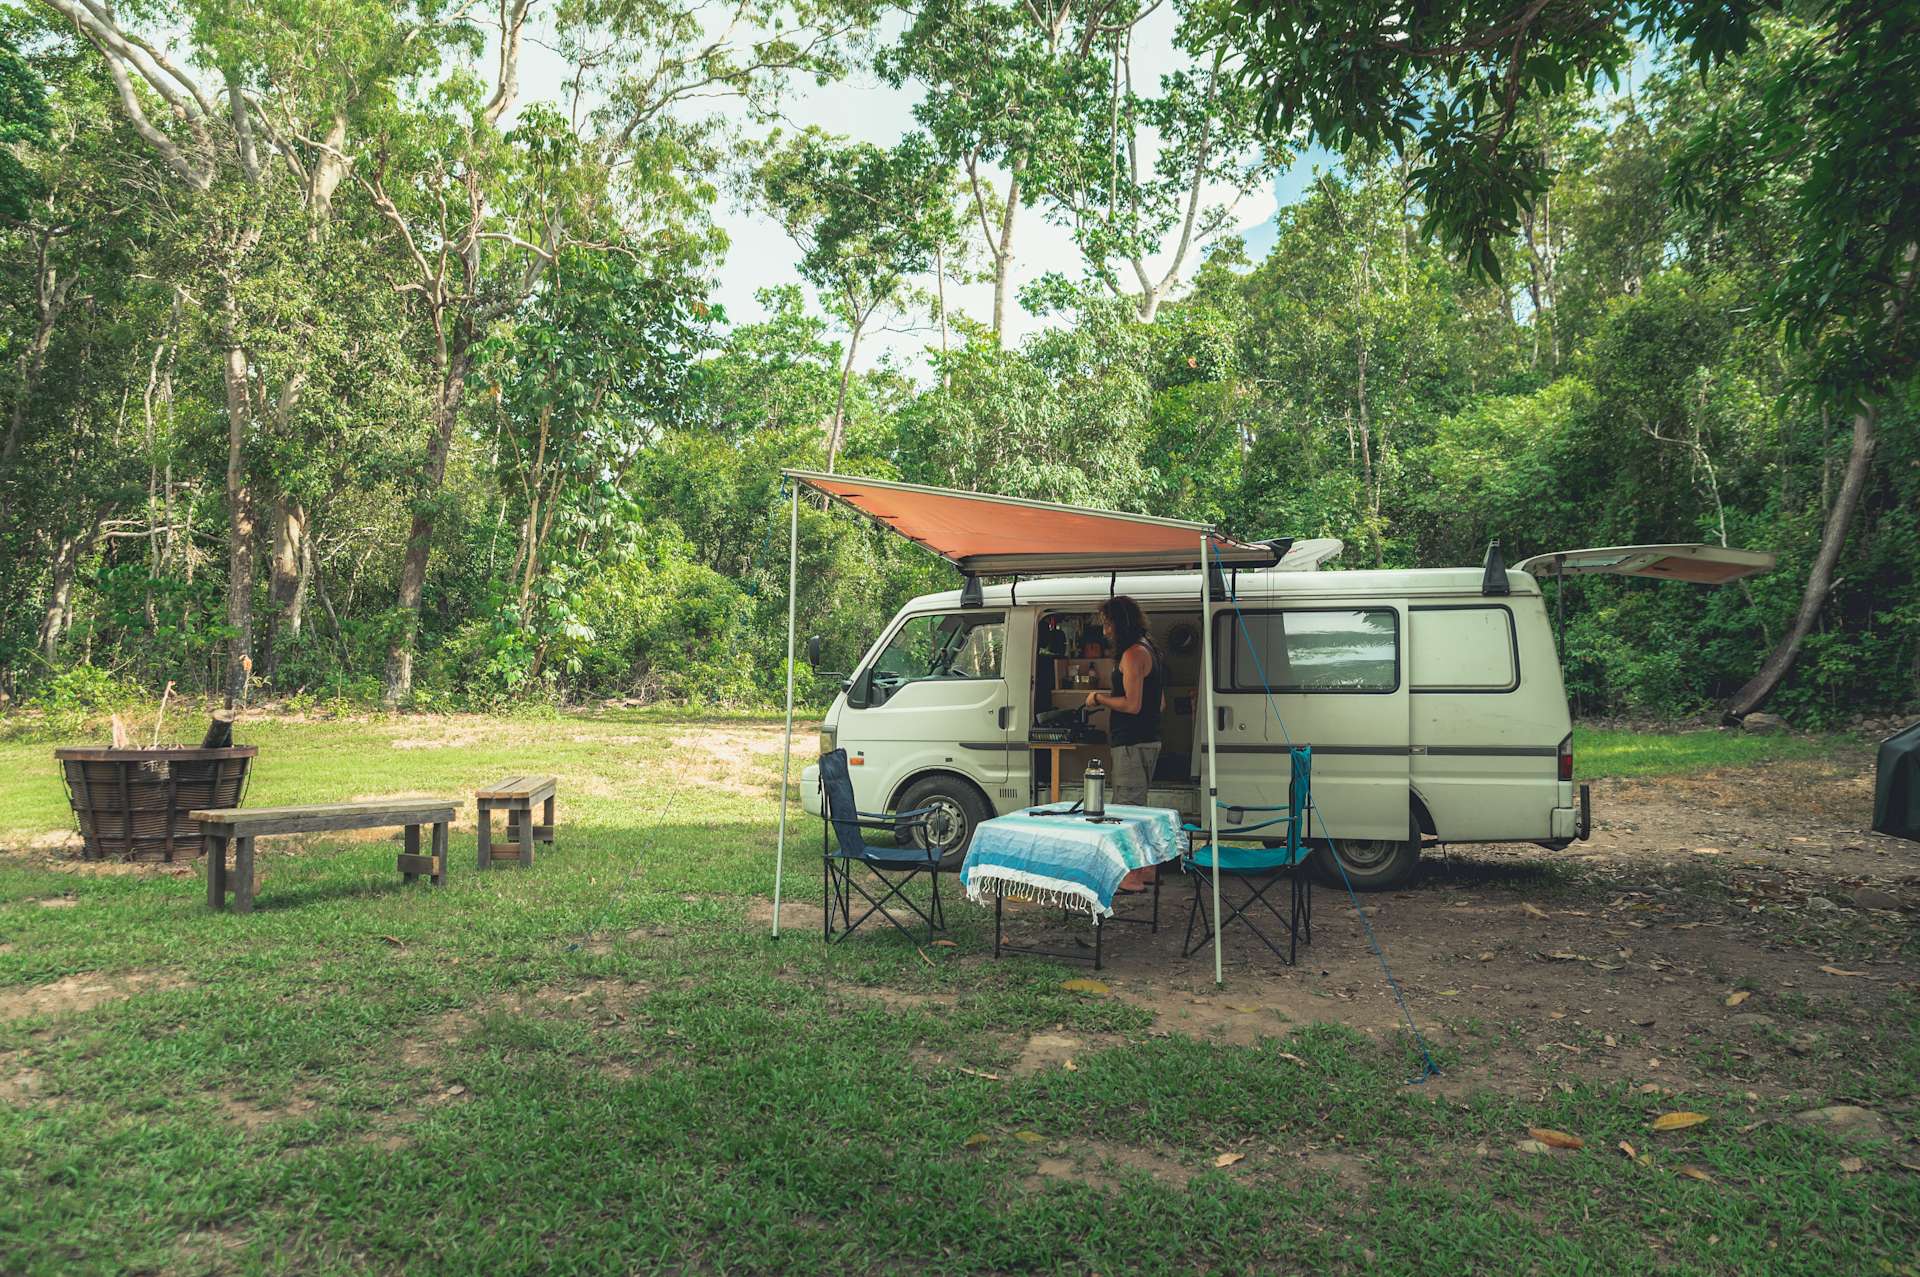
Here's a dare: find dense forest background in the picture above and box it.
[1,0,1914,726]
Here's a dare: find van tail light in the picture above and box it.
[1558,733,1574,783]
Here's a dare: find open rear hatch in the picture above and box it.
[1516,543,1776,584]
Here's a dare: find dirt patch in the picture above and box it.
[1008,1030,1126,1077]
[957,752,1920,1106]
[0,1054,49,1105]
[669,727,794,796]
[1022,1138,1195,1192]
[0,970,192,1023]
[745,898,829,934]
[222,1090,318,1132]
[391,729,486,750]
[836,985,960,1013]
[172,1225,248,1274]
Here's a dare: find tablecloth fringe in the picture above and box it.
[963,870,1106,919]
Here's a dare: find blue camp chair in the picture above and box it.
[818,749,946,944]
[1181,746,1314,964]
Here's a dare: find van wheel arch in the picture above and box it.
[890,770,995,871]
[1311,795,1427,891]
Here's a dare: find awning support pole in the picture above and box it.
[773,481,799,938]
[1200,533,1223,985]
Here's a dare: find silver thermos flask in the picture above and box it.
[1084,758,1106,818]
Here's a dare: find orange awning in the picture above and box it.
[786,470,1282,575]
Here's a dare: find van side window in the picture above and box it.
[1410,606,1519,692]
[866,612,1006,705]
[1216,609,1399,693]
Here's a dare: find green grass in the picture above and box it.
[1573,726,1864,779]
[0,716,1913,1275]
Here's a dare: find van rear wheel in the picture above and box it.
[897,776,991,871]
[1312,823,1419,891]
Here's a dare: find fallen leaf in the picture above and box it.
[1213,1152,1245,1168]
[1275,1052,1306,1065]
[1726,991,1751,1007]
[1693,847,1723,855]
[1437,989,1461,997]
[1061,978,1111,995]
[957,1067,1003,1082]
[1675,1164,1714,1182]
[1528,1127,1584,1150]
[446,1084,466,1096]
[1547,951,1585,962]
[1838,1156,1865,1174]
[1014,1130,1045,1144]
[1603,1034,1618,1047]
[1652,1112,1710,1132]
[1063,1059,1077,1072]
[1819,966,1869,978]
[1514,1139,1553,1154]
[1478,952,1495,962]
[963,1133,991,1148]
[380,934,405,947]
[1549,1011,1567,1020]
[1617,1140,1638,1160]
[1522,903,1550,920]
[932,939,958,948]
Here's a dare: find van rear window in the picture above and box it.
[1409,606,1519,692]
[1215,609,1399,693]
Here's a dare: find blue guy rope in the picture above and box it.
[1210,543,1442,1085]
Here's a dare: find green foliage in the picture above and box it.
[0,0,1913,723]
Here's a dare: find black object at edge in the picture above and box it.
[1481,541,1510,596]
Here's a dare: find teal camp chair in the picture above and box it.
[818,749,946,944]
[1182,746,1313,964]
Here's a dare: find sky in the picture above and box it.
[517,6,1334,375]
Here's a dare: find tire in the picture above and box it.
[896,775,992,871]
[1311,811,1420,890]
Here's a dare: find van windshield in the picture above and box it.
[866,612,1006,705]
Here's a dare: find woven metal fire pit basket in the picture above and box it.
[54,747,256,862]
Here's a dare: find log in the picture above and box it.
[200,713,237,750]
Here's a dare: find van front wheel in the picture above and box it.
[898,776,991,871]
[1313,830,1419,891]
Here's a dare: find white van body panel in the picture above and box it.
[804,565,1576,851]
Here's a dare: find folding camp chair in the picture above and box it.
[818,749,946,944]
[1181,746,1314,964]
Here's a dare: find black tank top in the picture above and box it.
[1109,639,1164,746]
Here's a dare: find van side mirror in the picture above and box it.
[805,635,822,669]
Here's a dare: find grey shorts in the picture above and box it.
[1110,742,1161,806]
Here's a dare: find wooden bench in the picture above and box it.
[191,800,457,913]
[475,775,557,870]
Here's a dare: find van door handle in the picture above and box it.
[997,707,1010,729]
[1216,708,1230,731]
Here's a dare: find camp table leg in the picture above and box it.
[234,837,255,914]
[431,821,448,886]
[206,834,228,910]
[403,824,421,883]
[518,801,534,868]
[543,793,555,852]
[477,800,492,870]
[994,894,1004,959]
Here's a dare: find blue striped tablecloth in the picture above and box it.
[960,803,1183,919]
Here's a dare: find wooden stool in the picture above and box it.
[476,775,556,869]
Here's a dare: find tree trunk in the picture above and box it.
[38,527,94,660]
[827,313,864,473]
[381,353,469,707]
[1722,406,1877,721]
[261,496,308,679]
[220,340,257,708]
[991,160,1023,347]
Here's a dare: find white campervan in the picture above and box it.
[799,540,1771,888]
